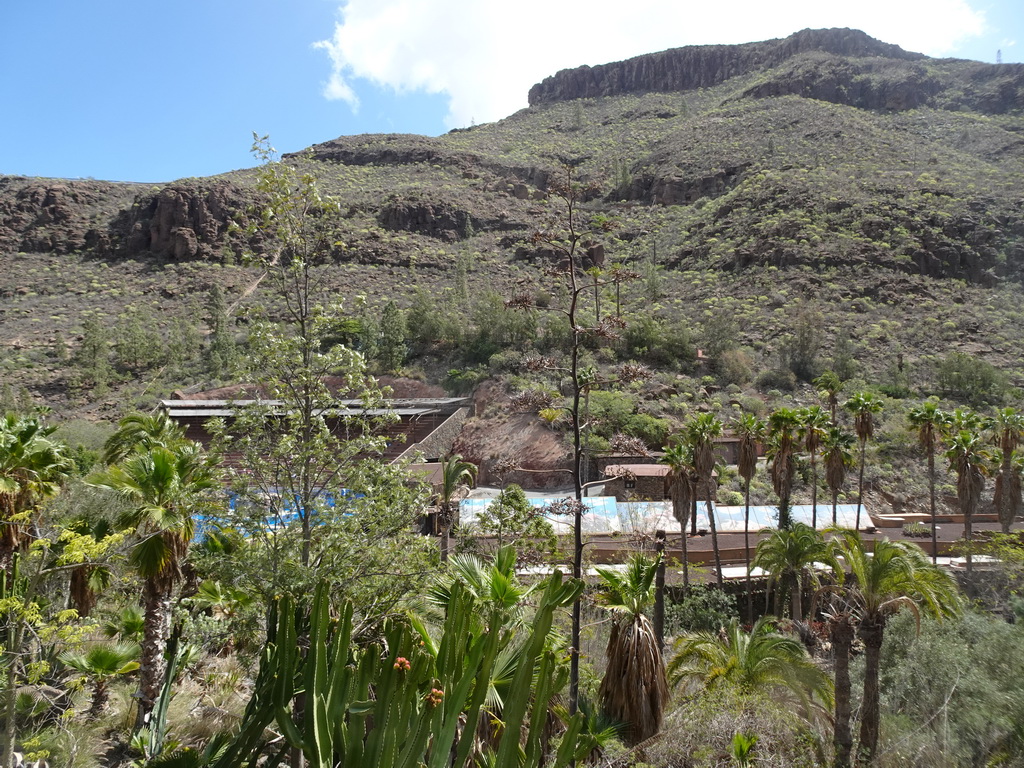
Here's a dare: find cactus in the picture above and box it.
[209,554,588,768]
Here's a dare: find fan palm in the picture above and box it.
[822,426,855,527]
[89,442,219,726]
[668,617,832,723]
[0,412,72,577]
[819,530,961,765]
[53,510,117,620]
[752,523,840,620]
[814,370,844,425]
[734,413,764,623]
[907,400,948,563]
[102,605,146,643]
[596,553,668,745]
[844,392,883,531]
[990,408,1024,533]
[102,411,186,466]
[944,429,990,576]
[767,408,800,529]
[798,405,830,529]
[437,454,477,562]
[686,413,724,585]
[661,442,697,591]
[59,642,139,718]
[945,407,987,434]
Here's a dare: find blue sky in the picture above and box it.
[1,0,1020,183]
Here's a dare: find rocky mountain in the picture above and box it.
[529,28,1024,114]
[1,28,1023,437]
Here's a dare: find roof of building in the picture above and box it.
[161,398,468,419]
[603,464,670,477]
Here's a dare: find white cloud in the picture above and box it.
[315,0,988,129]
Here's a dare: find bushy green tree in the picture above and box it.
[75,316,113,391]
[207,136,434,616]
[114,310,165,372]
[204,285,237,378]
[877,610,1024,766]
[936,351,1009,406]
[472,484,555,560]
[377,300,407,372]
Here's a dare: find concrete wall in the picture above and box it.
[397,407,470,462]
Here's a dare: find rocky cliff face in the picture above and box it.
[529,28,921,105]
[0,177,138,255]
[104,181,246,262]
[528,28,1024,114]
[0,177,247,262]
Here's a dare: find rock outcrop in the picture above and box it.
[105,181,246,261]
[529,28,921,105]
[0,177,137,254]
[529,27,1024,115]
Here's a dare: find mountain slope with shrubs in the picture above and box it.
[0,27,1022,505]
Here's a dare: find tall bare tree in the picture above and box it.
[734,413,764,623]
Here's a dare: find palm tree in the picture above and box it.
[907,400,948,563]
[595,553,668,745]
[437,454,477,563]
[65,514,114,618]
[814,370,844,425]
[946,407,986,433]
[944,429,990,576]
[822,427,855,527]
[102,605,146,643]
[668,617,832,723]
[687,413,724,585]
[59,642,139,718]
[798,405,830,529]
[89,442,219,726]
[990,408,1024,534]
[844,392,883,531]
[661,443,697,591]
[0,412,72,577]
[734,413,764,623]
[102,411,185,465]
[820,531,960,765]
[752,523,840,620]
[767,408,800,529]
[994,448,1024,539]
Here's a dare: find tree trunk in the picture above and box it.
[706,484,723,587]
[790,571,802,621]
[679,520,689,592]
[744,479,753,625]
[832,489,839,527]
[811,456,819,529]
[856,440,867,531]
[928,448,938,564]
[89,680,110,719]
[964,503,973,576]
[997,450,1017,535]
[1,619,25,768]
[439,502,454,563]
[137,578,172,729]
[857,616,885,764]
[69,565,97,617]
[654,531,665,651]
[832,615,855,768]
